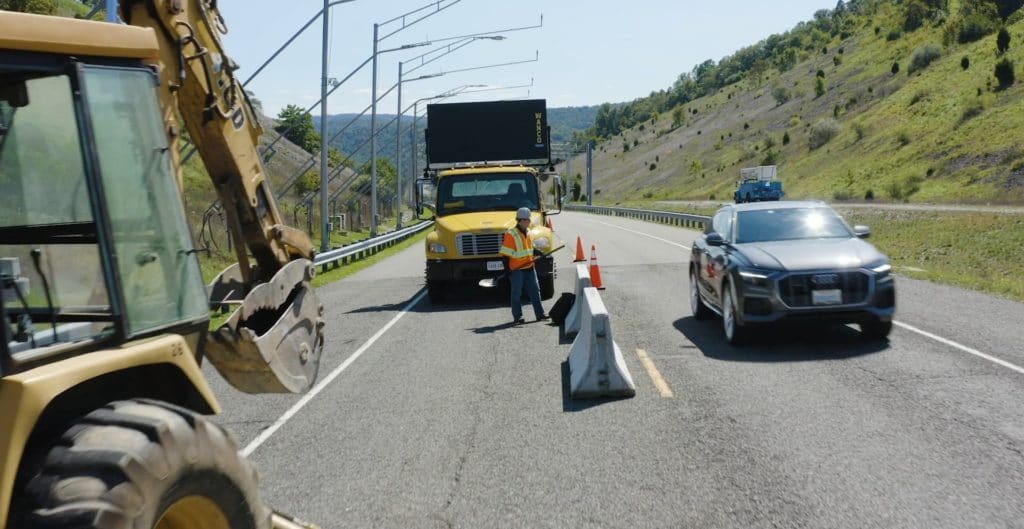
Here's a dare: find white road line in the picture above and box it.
[242,289,427,457]
[894,320,1024,376]
[594,220,689,249]
[591,218,1024,378]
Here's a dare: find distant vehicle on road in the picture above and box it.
[734,165,784,203]
[689,201,895,345]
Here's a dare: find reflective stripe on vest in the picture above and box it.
[499,228,534,270]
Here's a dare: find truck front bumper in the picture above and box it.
[426,256,554,283]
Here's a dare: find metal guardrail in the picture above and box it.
[313,220,433,270]
[564,204,710,230]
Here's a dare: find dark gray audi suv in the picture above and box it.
[689,201,896,345]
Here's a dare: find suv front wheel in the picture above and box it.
[722,281,751,346]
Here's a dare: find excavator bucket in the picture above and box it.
[206,259,324,394]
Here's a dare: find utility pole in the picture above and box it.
[369,23,380,237]
[319,0,330,252]
[586,142,593,206]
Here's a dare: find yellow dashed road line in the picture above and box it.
[636,348,673,398]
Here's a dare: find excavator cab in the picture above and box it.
[1,55,210,374]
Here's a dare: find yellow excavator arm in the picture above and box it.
[118,0,324,394]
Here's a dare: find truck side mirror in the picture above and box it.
[415,178,436,219]
[547,175,562,215]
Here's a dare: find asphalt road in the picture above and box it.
[205,211,1024,529]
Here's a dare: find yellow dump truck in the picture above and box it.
[416,99,563,303]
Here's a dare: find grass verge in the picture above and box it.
[207,221,430,329]
[594,201,1024,303]
[837,208,1024,302]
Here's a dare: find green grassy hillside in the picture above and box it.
[568,1,1024,206]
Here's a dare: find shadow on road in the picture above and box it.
[559,360,630,412]
[673,316,890,362]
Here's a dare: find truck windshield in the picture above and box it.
[435,172,538,216]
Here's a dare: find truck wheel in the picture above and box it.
[427,279,447,304]
[21,399,270,529]
[745,193,752,203]
[539,276,555,300]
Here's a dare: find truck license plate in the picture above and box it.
[812,289,842,305]
[486,261,504,271]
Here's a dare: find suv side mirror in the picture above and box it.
[706,232,725,246]
[853,225,871,239]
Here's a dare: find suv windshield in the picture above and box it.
[735,207,852,243]
[435,172,538,216]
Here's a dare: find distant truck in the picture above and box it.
[416,99,563,303]
[734,165,784,203]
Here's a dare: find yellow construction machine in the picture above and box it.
[1,2,326,527]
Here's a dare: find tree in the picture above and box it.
[671,107,685,128]
[275,104,320,154]
[0,0,55,13]
[997,27,1011,55]
[892,62,901,75]
[358,158,398,198]
[992,0,1024,19]
[815,76,826,97]
[904,0,930,31]
[994,58,1016,89]
[772,85,793,106]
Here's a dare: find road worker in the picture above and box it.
[500,207,548,325]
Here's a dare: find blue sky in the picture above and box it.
[219,0,840,117]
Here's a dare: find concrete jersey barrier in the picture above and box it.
[564,263,591,337]
[568,287,636,399]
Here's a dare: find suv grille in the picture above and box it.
[779,271,870,307]
[457,233,503,256]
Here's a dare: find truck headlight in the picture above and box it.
[428,242,447,254]
[532,236,551,250]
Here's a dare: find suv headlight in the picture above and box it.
[738,268,772,289]
[870,262,892,281]
[428,242,447,254]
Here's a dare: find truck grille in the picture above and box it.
[779,271,870,307]
[457,233,503,256]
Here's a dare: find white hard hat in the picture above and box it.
[516,207,531,220]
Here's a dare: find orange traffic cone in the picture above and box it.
[573,236,586,262]
[589,245,605,290]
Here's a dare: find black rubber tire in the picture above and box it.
[20,399,270,529]
[689,267,713,320]
[427,279,447,304]
[722,281,751,346]
[861,318,893,340]
[539,276,555,300]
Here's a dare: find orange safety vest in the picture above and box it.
[499,227,535,271]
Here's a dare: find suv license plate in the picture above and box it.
[812,289,842,305]
[486,261,504,271]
